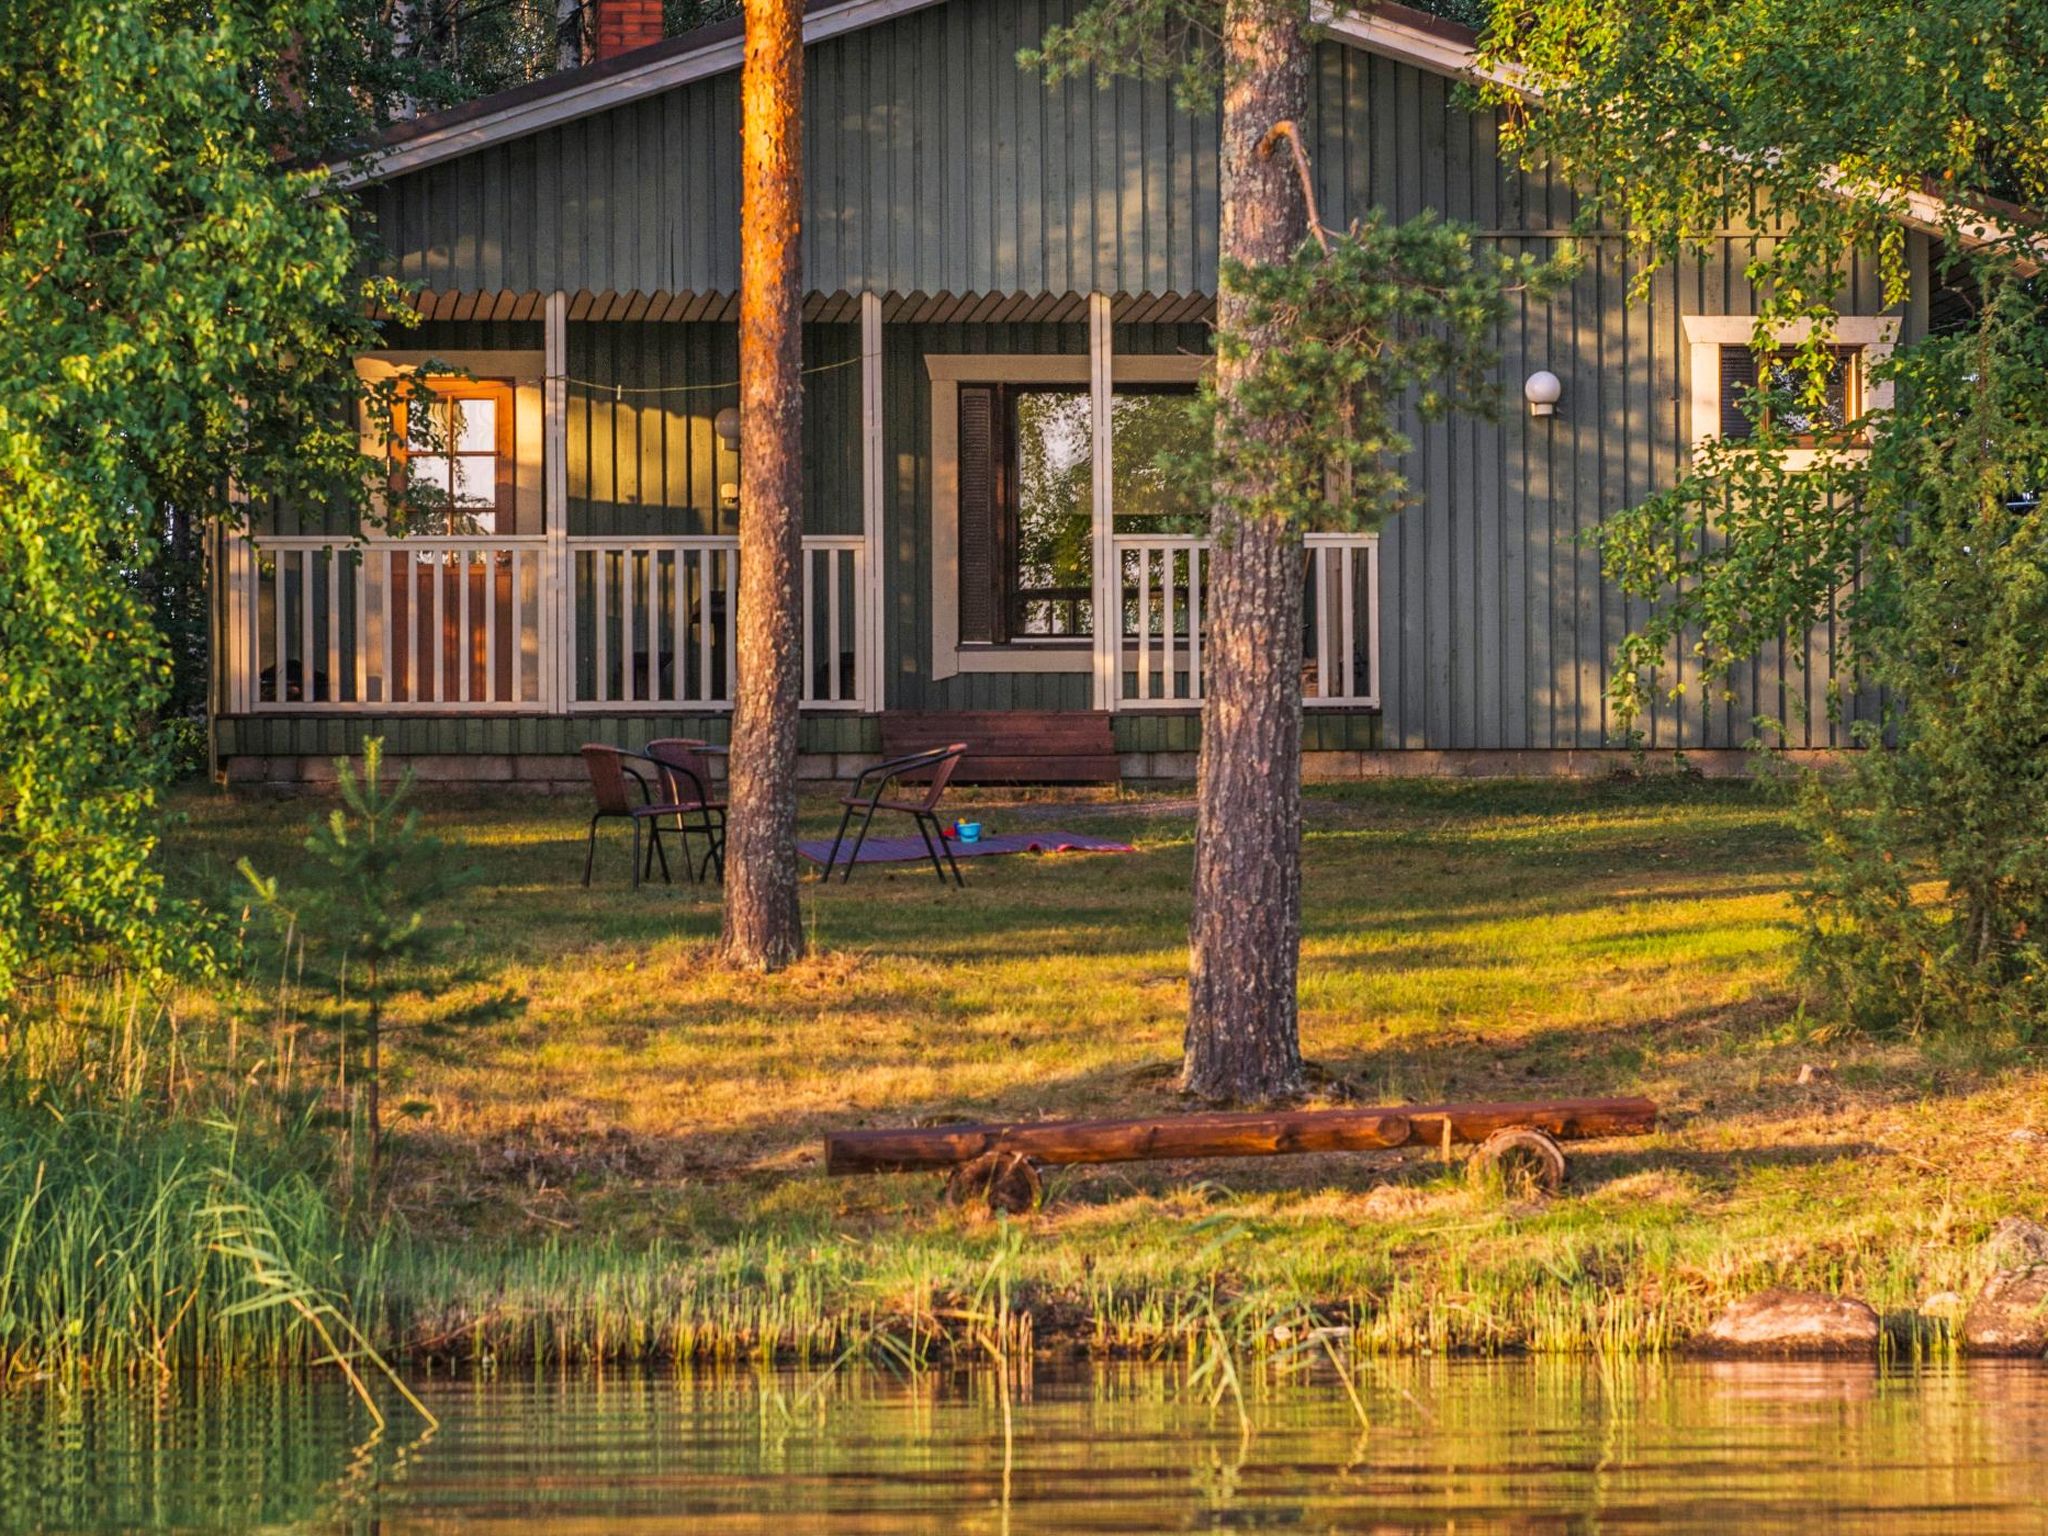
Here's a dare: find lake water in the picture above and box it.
[2,1359,2046,1532]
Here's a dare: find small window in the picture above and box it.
[1719,346,1862,446]
[957,382,1202,644]
[392,378,516,533]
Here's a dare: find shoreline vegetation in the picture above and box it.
[6,776,2046,1378]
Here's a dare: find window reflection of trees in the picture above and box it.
[1008,386,1206,639]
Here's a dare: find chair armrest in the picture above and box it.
[842,747,956,806]
[620,760,657,805]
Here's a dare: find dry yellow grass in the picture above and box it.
[161,775,2048,1358]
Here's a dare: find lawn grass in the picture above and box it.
[160,774,2048,1362]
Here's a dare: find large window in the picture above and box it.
[956,383,1202,643]
[393,378,517,533]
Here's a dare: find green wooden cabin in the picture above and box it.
[212,0,1933,787]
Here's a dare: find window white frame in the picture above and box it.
[924,345,1209,680]
[1682,316,1899,472]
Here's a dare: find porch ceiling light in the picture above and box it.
[1524,370,1562,417]
[714,406,741,448]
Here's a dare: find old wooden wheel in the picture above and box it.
[1469,1126,1568,1197]
[945,1150,1043,1214]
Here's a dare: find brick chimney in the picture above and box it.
[591,0,664,61]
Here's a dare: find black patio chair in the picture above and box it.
[643,737,727,882]
[819,743,969,886]
[578,744,681,888]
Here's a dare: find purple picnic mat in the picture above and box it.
[798,830,1135,866]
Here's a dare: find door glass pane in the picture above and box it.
[452,397,497,454]
[1012,390,1094,637]
[1110,390,1204,534]
[449,456,496,508]
[407,400,450,451]
[408,454,453,498]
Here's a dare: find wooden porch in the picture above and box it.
[223,526,1380,723]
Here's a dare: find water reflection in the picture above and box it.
[2,1359,2046,1532]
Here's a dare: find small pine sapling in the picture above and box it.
[241,739,514,1178]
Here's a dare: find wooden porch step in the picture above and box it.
[881,711,1120,784]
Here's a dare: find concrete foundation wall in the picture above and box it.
[223,746,1841,792]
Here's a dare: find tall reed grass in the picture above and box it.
[0,979,381,1380]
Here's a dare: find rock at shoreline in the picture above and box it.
[1984,1217,2048,1269]
[1962,1267,2048,1357]
[1699,1289,1881,1356]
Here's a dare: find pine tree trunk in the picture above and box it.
[1181,0,1310,1104]
[721,0,807,971]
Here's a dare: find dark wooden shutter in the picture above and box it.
[1719,346,1758,440]
[957,385,999,644]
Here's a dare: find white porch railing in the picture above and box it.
[570,535,866,711]
[1114,531,1380,710]
[228,533,870,713]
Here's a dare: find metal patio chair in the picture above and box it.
[579,744,680,888]
[643,737,727,882]
[819,742,970,886]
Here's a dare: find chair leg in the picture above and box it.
[912,814,947,883]
[645,822,672,885]
[695,811,724,882]
[933,816,964,888]
[842,803,880,882]
[631,820,642,889]
[583,814,603,886]
[820,803,856,881]
[672,813,698,884]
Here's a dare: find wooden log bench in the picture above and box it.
[824,1096,1658,1211]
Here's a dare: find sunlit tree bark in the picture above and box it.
[721,0,807,970]
[1181,0,1310,1103]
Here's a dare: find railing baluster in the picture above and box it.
[826,547,843,703]
[394,549,410,703]
[801,547,816,706]
[295,550,314,704]
[671,548,687,706]
[507,551,522,705]
[1313,546,1332,701]
[620,550,636,704]
[1136,548,1153,701]
[351,550,366,705]
[645,544,660,705]
[1339,543,1357,701]
[323,549,340,705]
[1162,548,1178,701]
[695,550,713,705]
[457,550,472,704]
[377,551,393,704]
[594,550,609,705]
[722,548,737,707]
[1366,539,1381,704]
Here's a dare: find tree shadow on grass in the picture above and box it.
[387,985,1999,1232]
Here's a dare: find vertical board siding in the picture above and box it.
[560,320,859,538]
[335,11,1923,754]
[1304,45,1897,753]
[373,0,1218,300]
[566,321,740,536]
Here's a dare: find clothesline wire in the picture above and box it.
[419,353,866,398]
